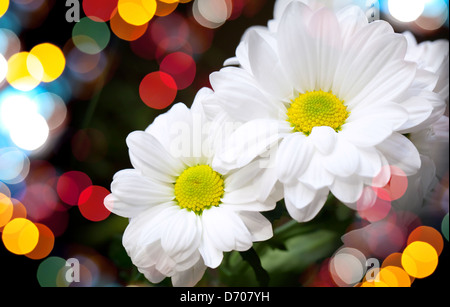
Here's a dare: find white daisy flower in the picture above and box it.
[104,88,277,287]
[210,2,446,222]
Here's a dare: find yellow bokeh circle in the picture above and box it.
[6,52,43,91]
[0,0,9,18]
[118,0,157,26]
[377,266,411,287]
[30,43,66,83]
[2,218,39,255]
[0,193,13,228]
[401,241,438,279]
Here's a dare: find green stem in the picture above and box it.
[239,247,270,287]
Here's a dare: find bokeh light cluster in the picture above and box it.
[80,0,204,109]
[0,39,67,152]
[80,0,259,110]
[36,245,120,287]
[0,0,448,288]
[304,224,446,287]
[360,225,444,286]
[382,0,449,33]
[0,160,111,261]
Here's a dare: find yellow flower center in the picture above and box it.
[174,165,224,214]
[287,90,350,136]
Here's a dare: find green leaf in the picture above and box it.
[258,228,340,286]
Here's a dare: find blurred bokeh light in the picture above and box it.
[0,0,448,289]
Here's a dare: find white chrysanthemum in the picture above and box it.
[210,2,446,222]
[104,89,277,286]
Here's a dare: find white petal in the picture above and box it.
[202,207,253,252]
[276,133,314,184]
[247,29,292,99]
[138,265,166,284]
[309,7,342,91]
[277,1,316,92]
[323,137,360,177]
[104,194,138,218]
[377,132,421,176]
[121,202,175,258]
[234,25,273,72]
[342,101,409,137]
[398,91,446,133]
[340,119,393,148]
[198,234,223,269]
[221,145,283,205]
[334,22,396,95]
[213,119,286,172]
[209,67,282,121]
[110,168,174,210]
[396,96,433,133]
[146,101,213,166]
[309,126,337,155]
[123,204,178,270]
[348,100,408,131]
[221,185,257,204]
[238,211,273,242]
[284,181,317,210]
[223,159,264,192]
[124,234,162,269]
[329,176,364,204]
[223,56,239,67]
[405,68,439,94]
[143,243,174,274]
[274,0,300,22]
[411,39,449,72]
[340,100,409,148]
[138,204,180,248]
[190,87,214,114]
[161,209,201,264]
[335,30,407,102]
[284,188,329,222]
[347,60,416,108]
[127,131,185,183]
[155,251,178,276]
[336,5,369,47]
[221,200,275,212]
[171,259,207,287]
[298,153,334,189]
[144,103,193,152]
[434,56,449,100]
[122,204,195,278]
[253,154,282,202]
[355,147,384,178]
[221,163,279,211]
